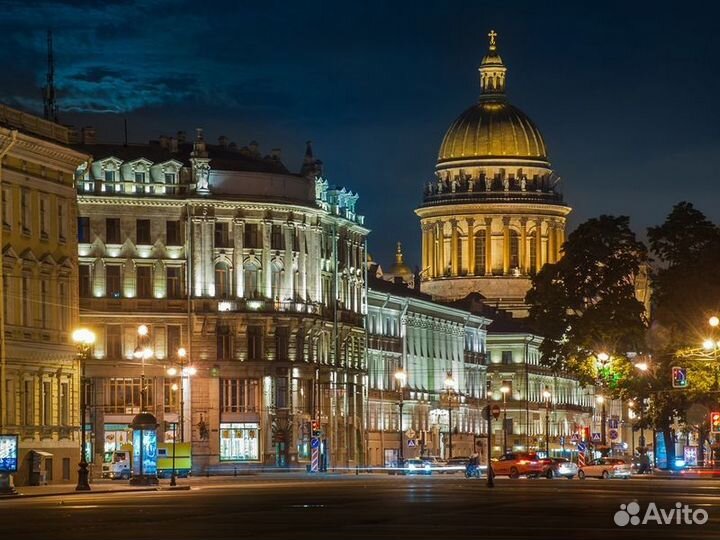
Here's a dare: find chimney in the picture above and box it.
[169,137,178,153]
[177,130,186,144]
[159,135,169,149]
[81,126,96,145]
[218,135,229,148]
[271,148,281,160]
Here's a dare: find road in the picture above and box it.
[3,475,720,540]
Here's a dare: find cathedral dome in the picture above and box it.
[438,102,546,163]
[437,30,548,167]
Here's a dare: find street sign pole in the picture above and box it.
[486,406,494,488]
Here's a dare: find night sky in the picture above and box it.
[2,1,720,267]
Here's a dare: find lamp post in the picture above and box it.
[394,368,406,463]
[596,352,610,447]
[134,324,152,412]
[166,347,195,486]
[72,328,96,491]
[543,387,552,456]
[500,385,510,453]
[444,373,456,460]
[633,360,650,450]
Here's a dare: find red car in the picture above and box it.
[491,452,544,478]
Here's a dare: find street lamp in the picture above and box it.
[166,346,194,486]
[500,385,510,453]
[595,352,610,446]
[543,387,552,456]
[444,373,457,460]
[394,368,406,463]
[72,328,96,491]
[134,325,153,411]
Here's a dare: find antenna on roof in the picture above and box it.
[42,29,58,123]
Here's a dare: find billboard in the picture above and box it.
[132,429,158,476]
[0,435,19,472]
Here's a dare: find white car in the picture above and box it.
[578,458,631,479]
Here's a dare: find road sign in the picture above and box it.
[591,432,602,442]
[608,419,619,430]
[310,447,319,472]
[577,442,586,452]
[311,437,320,449]
[407,439,416,448]
[609,429,619,441]
[570,433,580,443]
[491,405,501,420]
[405,429,416,440]
[672,367,688,388]
[711,412,720,434]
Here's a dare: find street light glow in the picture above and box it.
[710,316,720,327]
[167,367,178,376]
[171,383,179,392]
[596,395,605,404]
[178,347,187,358]
[184,366,197,376]
[138,324,149,336]
[635,362,649,371]
[72,328,96,345]
[542,388,551,400]
[500,385,510,394]
[394,368,407,385]
[597,352,610,362]
[703,339,715,351]
[444,373,456,390]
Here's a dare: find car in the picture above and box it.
[421,456,447,472]
[403,458,433,475]
[541,457,578,479]
[491,452,544,478]
[578,458,631,479]
[444,457,470,474]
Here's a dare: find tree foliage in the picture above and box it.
[526,215,648,387]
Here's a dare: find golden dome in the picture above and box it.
[438,102,547,162]
[437,30,547,165]
[387,242,413,282]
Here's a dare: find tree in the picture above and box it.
[526,215,648,386]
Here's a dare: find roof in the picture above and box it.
[368,271,430,301]
[73,141,292,175]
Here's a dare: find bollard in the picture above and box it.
[356,465,359,476]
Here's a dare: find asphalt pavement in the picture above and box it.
[2,474,720,540]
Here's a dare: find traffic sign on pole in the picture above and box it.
[491,405,501,420]
[577,442,586,452]
[591,432,602,443]
[407,439,416,448]
[609,429,619,441]
[570,433,580,443]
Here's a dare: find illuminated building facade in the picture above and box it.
[76,133,369,471]
[366,273,491,465]
[0,106,87,485]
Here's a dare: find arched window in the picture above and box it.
[244,262,259,299]
[474,231,486,275]
[271,262,283,300]
[529,230,537,273]
[509,230,520,269]
[215,262,231,298]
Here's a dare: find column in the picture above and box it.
[192,218,203,297]
[437,221,445,276]
[450,219,458,276]
[502,217,510,275]
[262,220,272,298]
[298,225,307,301]
[233,219,244,298]
[484,218,493,276]
[548,221,557,264]
[520,218,528,275]
[203,220,214,296]
[283,223,294,300]
[466,218,475,275]
[535,220,543,273]
[556,223,565,260]
[421,224,429,275]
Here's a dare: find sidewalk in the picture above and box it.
[1,479,191,499]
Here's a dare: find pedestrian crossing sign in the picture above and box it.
[407,439,416,448]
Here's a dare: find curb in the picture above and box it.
[0,485,191,500]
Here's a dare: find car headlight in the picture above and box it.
[408,463,416,469]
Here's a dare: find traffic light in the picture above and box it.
[711,412,720,434]
[671,367,688,389]
[311,420,321,437]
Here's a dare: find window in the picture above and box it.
[104,377,153,413]
[42,380,52,425]
[247,326,263,360]
[271,264,282,300]
[167,325,182,359]
[106,325,122,359]
[58,202,66,241]
[276,327,289,361]
[217,326,232,360]
[62,458,70,481]
[21,276,30,326]
[454,236,463,275]
[78,217,90,243]
[135,172,149,193]
[39,197,48,238]
[509,230,520,269]
[164,172,176,184]
[79,265,91,297]
[23,379,34,425]
[40,280,48,329]
[163,378,179,413]
[167,267,182,298]
[530,231,537,273]
[106,265,121,297]
[219,422,260,461]
[276,375,288,408]
[60,382,69,425]
[136,266,152,298]
[501,351,513,365]
[104,170,115,183]
[59,282,68,330]
[5,380,15,425]
[243,262,259,298]
[20,189,30,234]
[136,219,151,244]
[2,187,11,230]
[474,232,485,275]
[166,221,181,245]
[221,379,259,412]
[214,222,229,248]
[106,218,121,244]
[271,224,283,250]
[244,223,260,248]
[215,263,231,298]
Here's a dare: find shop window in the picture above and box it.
[219,423,260,461]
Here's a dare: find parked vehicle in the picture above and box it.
[403,458,432,475]
[421,456,447,472]
[578,458,631,479]
[102,442,192,480]
[445,457,470,474]
[541,457,578,479]
[491,452,544,478]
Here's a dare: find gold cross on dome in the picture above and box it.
[488,29,498,49]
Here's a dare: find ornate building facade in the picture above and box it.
[366,274,491,466]
[0,106,87,485]
[75,133,368,471]
[415,32,571,315]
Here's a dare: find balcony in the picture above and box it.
[80,297,189,313]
